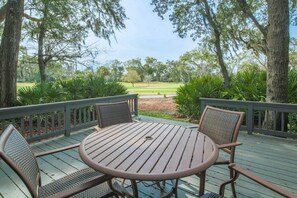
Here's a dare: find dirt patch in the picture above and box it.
[138,97,176,114]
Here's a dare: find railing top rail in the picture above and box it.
[0,94,138,119]
[0,94,137,111]
[200,98,297,109]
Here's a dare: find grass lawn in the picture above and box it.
[17,82,34,90]
[120,82,183,95]
[17,82,183,95]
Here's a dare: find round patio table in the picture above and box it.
[79,122,218,197]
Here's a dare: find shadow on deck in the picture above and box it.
[0,116,297,198]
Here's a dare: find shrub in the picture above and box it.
[288,69,297,104]
[174,75,224,120]
[17,76,128,105]
[225,69,266,101]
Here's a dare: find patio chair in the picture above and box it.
[0,124,116,198]
[201,163,297,198]
[96,101,133,128]
[195,105,245,196]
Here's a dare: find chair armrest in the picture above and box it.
[217,142,242,149]
[35,143,80,157]
[228,164,297,198]
[47,174,113,198]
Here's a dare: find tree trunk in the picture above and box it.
[202,0,230,88]
[0,0,24,108]
[214,29,230,88]
[38,19,46,82]
[266,0,289,131]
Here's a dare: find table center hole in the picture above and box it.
[145,136,153,140]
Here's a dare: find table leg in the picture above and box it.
[108,179,125,197]
[130,179,139,198]
[199,171,206,197]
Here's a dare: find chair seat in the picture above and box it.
[39,168,114,198]
[201,192,223,198]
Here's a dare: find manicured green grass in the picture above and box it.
[139,110,189,123]
[121,82,183,95]
[17,82,34,90]
[17,82,183,95]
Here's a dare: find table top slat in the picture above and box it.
[163,127,190,172]
[191,132,206,167]
[177,129,199,171]
[150,126,185,174]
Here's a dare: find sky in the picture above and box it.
[88,0,297,65]
[90,0,198,64]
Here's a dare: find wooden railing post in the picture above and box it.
[65,104,71,137]
[200,99,206,114]
[134,96,138,116]
[247,104,253,135]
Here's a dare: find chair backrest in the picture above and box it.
[96,101,133,128]
[0,124,40,198]
[198,105,245,147]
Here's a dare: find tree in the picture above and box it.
[178,49,219,78]
[125,58,144,81]
[96,66,110,77]
[151,0,232,87]
[123,69,140,87]
[109,59,124,81]
[23,0,127,82]
[0,0,24,107]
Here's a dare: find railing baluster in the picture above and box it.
[58,111,61,129]
[289,113,293,132]
[281,112,285,132]
[37,115,41,133]
[258,111,261,128]
[74,109,77,126]
[51,112,55,131]
[21,118,25,134]
[45,113,48,133]
[29,115,33,137]
[88,106,91,122]
[79,108,82,124]
[83,107,86,124]
[92,105,96,121]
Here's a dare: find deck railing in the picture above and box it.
[201,98,297,138]
[0,94,138,142]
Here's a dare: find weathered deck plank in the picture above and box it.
[1,122,297,198]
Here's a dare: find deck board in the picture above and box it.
[1,121,297,197]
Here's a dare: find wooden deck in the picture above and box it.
[1,118,297,198]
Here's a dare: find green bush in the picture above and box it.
[174,75,224,120]
[225,69,266,101]
[288,69,297,104]
[17,76,127,105]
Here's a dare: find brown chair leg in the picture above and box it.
[199,171,206,197]
[230,169,237,198]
